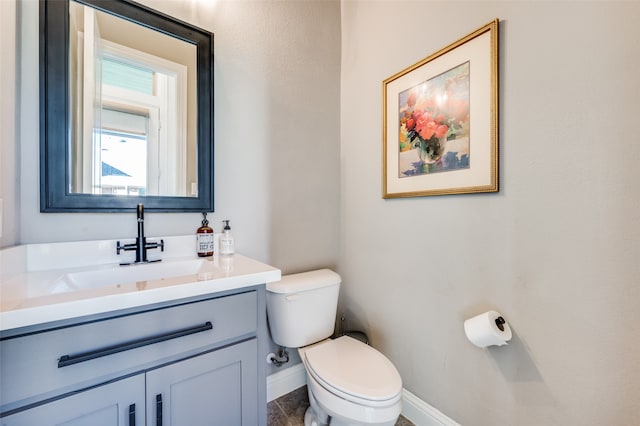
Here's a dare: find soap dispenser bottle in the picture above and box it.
[196,213,214,257]
[219,220,235,255]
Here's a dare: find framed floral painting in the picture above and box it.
[383,19,499,198]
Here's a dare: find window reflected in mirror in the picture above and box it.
[68,0,198,197]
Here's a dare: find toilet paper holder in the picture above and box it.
[464,310,512,348]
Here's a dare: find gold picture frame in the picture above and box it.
[382,19,499,198]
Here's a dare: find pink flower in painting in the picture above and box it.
[419,121,437,140]
[435,124,448,139]
[414,114,429,133]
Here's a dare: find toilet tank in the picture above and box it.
[266,269,341,348]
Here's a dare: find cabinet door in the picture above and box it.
[146,339,257,426]
[1,375,144,426]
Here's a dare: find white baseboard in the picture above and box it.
[266,363,460,426]
[401,388,460,426]
[266,363,307,402]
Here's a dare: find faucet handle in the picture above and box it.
[145,239,164,252]
[116,240,136,255]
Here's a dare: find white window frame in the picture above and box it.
[80,33,188,196]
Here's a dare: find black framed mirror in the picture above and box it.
[40,0,214,212]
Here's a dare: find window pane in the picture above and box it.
[99,130,148,196]
[102,56,153,95]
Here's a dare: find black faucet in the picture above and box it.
[116,204,164,265]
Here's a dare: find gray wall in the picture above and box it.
[4,0,341,276]
[0,0,19,247]
[340,1,640,425]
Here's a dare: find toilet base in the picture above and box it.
[305,405,399,426]
[305,406,328,426]
[304,371,401,426]
[305,384,330,426]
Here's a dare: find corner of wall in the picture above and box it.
[0,0,19,247]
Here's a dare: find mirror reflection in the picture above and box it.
[68,0,198,197]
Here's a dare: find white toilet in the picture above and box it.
[266,269,403,426]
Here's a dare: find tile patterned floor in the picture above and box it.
[267,386,415,426]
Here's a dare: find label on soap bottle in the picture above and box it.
[196,233,215,256]
[196,212,214,257]
[219,236,234,255]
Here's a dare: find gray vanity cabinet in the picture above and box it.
[1,375,145,425]
[147,339,257,425]
[3,340,258,426]
[0,287,267,426]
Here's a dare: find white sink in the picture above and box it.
[50,258,212,293]
[0,237,282,332]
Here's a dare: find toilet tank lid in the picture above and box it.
[266,269,341,293]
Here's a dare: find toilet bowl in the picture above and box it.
[266,269,402,426]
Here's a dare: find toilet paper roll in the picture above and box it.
[464,310,512,348]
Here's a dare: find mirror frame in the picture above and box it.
[40,0,214,212]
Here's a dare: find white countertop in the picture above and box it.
[0,237,281,332]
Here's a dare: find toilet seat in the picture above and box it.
[302,336,402,407]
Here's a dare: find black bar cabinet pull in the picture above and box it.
[129,403,136,426]
[156,394,163,426]
[58,321,213,368]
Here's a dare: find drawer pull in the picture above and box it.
[156,394,163,426]
[58,321,213,368]
[129,403,136,426]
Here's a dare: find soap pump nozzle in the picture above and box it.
[223,220,231,232]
